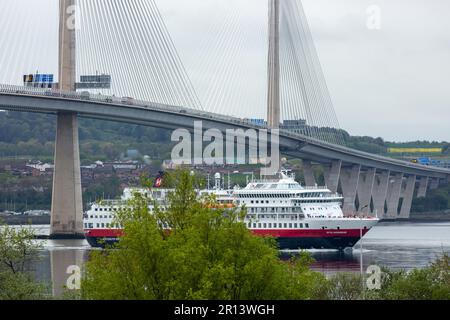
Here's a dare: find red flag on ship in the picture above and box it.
[153,171,164,188]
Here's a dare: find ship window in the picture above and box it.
[106,224,110,228]
[268,223,272,228]
[300,223,303,228]
[294,223,297,228]
[263,223,267,228]
[284,223,287,228]
[88,223,93,229]
[258,223,261,228]
[279,223,282,228]
[84,223,87,228]
[289,223,292,228]
[96,223,100,228]
[101,223,105,228]
[305,223,309,228]
[253,223,256,228]
[248,223,251,228]
[94,208,98,212]
[90,215,93,219]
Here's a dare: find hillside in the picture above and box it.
[0,111,449,162]
[0,111,173,163]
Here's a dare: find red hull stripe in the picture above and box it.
[85,228,369,239]
[252,229,369,238]
[85,229,123,238]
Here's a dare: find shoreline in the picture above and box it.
[0,215,50,225]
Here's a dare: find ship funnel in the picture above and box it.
[214,173,222,190]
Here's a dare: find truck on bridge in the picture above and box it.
[410,157,450,168]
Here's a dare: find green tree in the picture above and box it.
[376,254,450,300]
[0,225,49,300]
[81,170,327,300]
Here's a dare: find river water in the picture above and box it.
[11,221,450,296]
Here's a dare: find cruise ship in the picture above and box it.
[83,171,379,250]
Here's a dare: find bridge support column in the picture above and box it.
[302,160,316,186]
[386,173,403,219]
[399,175,416,219]
[340,164,361,214]
[429,178,440,190]
[50,112,83,237]
[357,168,375,215]
[417,176,429,198]
[372,170,390,217]
[324,160,342,193]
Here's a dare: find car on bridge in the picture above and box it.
[80,91,91,100]
[44,90,61,97]
[121,96,135,105]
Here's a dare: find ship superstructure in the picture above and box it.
[84,171,378,249]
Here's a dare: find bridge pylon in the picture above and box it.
[50,0,83,238]
[267,0,280,129]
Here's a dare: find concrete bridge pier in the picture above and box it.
[371,170,390,217]
[302,160,317,186]
[50,112,84,237]
[399,174,416,219]
[323,160,342,193]
[429,178,440,190]
[357,168,376,214]
[340,164,361,214]
[386,172,404,219]
[417,176,429,198]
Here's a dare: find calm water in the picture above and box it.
[12,221,450,295]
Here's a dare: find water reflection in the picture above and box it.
[49,241,88,296]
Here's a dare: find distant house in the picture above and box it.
[162,160,181,170]
[24,210,50,216]
[26,162,54,173]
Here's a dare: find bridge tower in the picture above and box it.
[267,0,280,129]
[50,0,83,238]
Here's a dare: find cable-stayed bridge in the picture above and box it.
[0,0,449,237]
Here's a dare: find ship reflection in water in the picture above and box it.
[29,222,450,296]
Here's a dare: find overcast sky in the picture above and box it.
[1,0,449,142]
